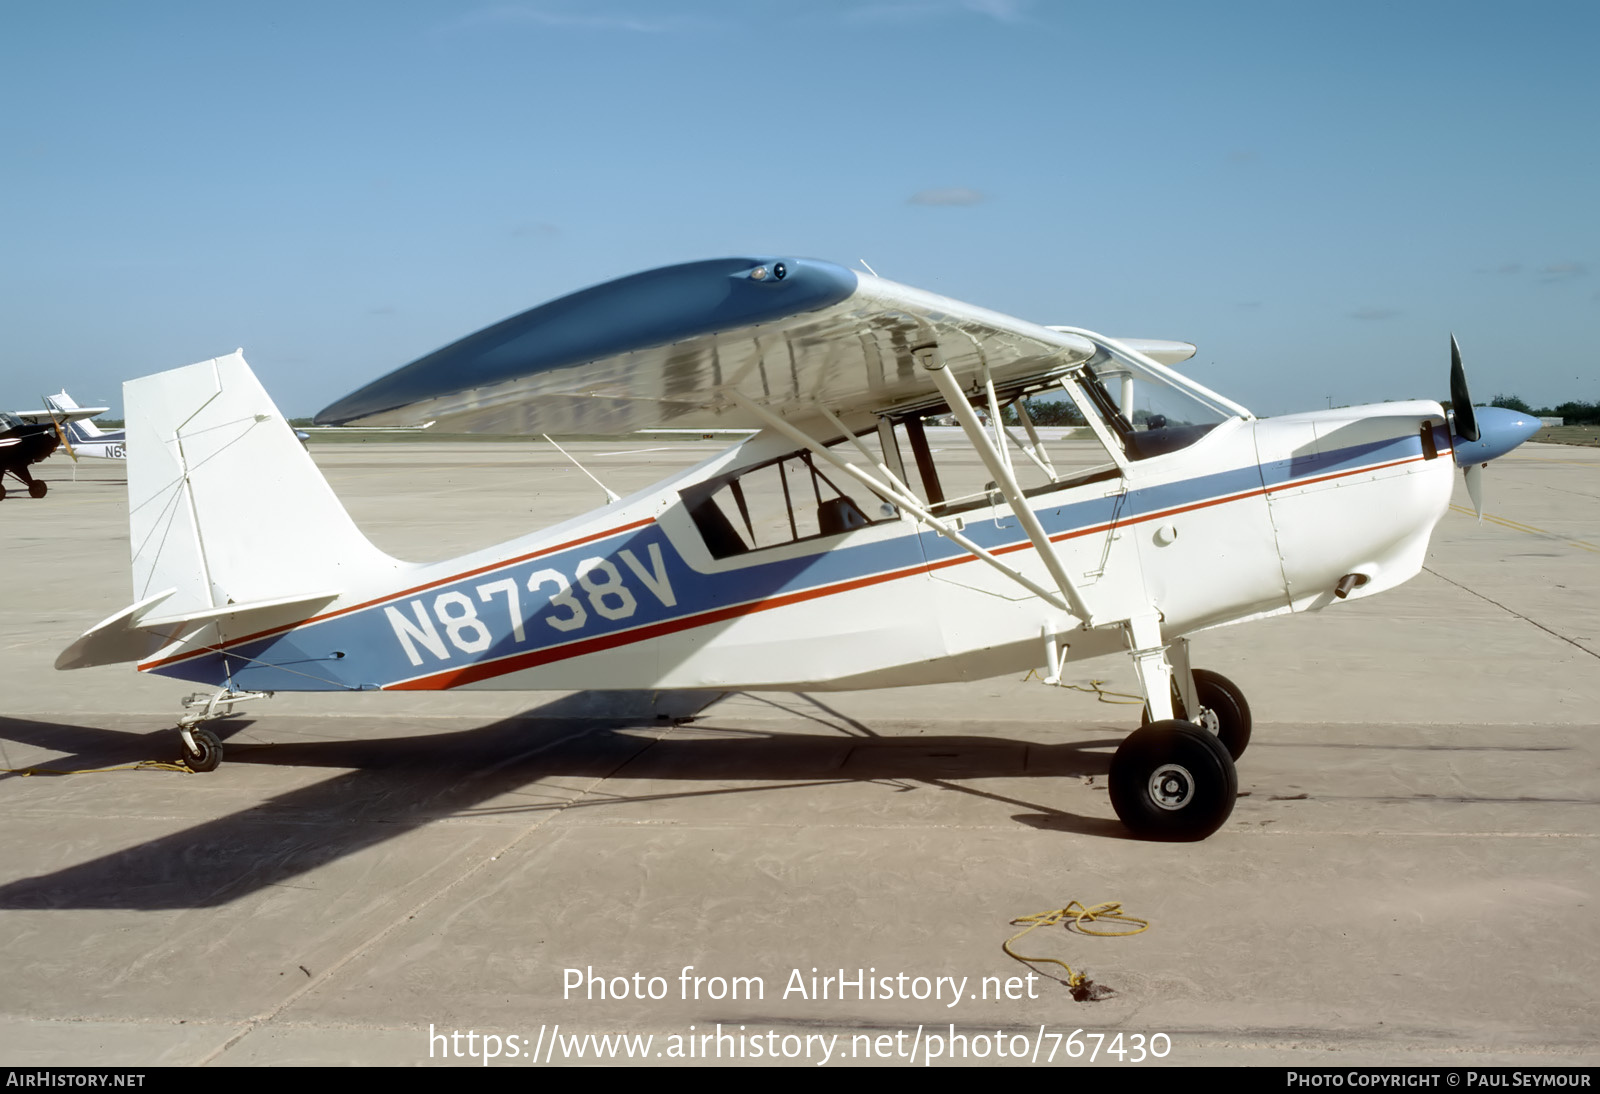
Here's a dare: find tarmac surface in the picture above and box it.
[1,438,1596,1067]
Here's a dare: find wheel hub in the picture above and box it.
[1148,763,1195,810]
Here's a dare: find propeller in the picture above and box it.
[43,397,78,463]
[1448,335,1477,443]
[1446,335,1539,521]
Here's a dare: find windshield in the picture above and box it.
[1065,347,1237,461]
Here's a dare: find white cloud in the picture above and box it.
[452,5,684,33]
[1538,261,1588,284]
[846,1,1033,25]
[908,187,985,206]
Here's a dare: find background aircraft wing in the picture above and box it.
[315,257,1107,434]
[10,407,110,426]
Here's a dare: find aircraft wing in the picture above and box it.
[10,407,110,426]
[316,257,1115,434]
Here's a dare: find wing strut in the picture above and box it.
[916,345,1098,626]
[723,391,1080,618]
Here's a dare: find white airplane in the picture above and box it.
[43,391,126,460]
[0,396,112,497]
[56,257,1540,840]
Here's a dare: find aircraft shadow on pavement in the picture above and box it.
[0,692,1127,910]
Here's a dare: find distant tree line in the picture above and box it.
[1487,396,1600,425]
[1005,397,1086,427]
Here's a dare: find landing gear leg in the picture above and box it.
[13,466,46,498]
[1140,656,1254,759]
[175,687,273,772]
[1111,616,1238,840]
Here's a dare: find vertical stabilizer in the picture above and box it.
[127,352,395,620]
[47,391,105,440]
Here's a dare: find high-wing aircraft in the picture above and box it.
[44,392,126,460]
[56,257,1541,839]
[0,412,62,499]
[0,395,110,499]
[1,395,117,497]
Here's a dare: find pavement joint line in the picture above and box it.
[1423,566,1600,660]
[1447,504,1600,551]
[192,724,664,1066]
[1247,830,1596,839]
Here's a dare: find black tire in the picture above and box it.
[1110,720,1237,840]
[28,479,47,499]
[183,727,223,772]
[1141,668,1252,760]
[0,483,7,501]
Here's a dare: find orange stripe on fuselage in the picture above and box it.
[136,516,658,671]
[384,449,1445,691]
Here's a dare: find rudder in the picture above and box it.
[127,351,396,620]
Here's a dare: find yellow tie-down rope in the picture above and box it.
[1020,671,1146,705]
[4,759,197,776]
[1004,901,1149,1001]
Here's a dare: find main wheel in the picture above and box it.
[28,479,47,499]
[1110,720,1237,840]
[182,727,223,772]
[1141,668,1252,759]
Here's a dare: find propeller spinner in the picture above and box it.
[1446,335,1540,520]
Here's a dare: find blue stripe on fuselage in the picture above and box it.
[149,429,1429,690]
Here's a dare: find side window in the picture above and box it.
[886,399,1118,517]
[684,447,896,559]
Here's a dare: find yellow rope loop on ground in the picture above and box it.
[1021,671,1146,705]
[3,760,195,777]
[1003,901,1149,990]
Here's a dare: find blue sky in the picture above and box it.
[3,1,1595,418]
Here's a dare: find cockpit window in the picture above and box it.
[682,341,1242,559]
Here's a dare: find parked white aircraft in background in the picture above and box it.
[44,392,125,460]
[56,257,1540,839]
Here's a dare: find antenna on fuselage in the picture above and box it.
[858,259,879,277]
[542,434,621,504]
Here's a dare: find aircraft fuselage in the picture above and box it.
[138,401,1454,695]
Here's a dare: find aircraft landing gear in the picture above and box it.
[1109,720,1237,840]
[1141,668,1252,760]
[180,727,223,772]
[174,687,273,772]
[28,479,46,499]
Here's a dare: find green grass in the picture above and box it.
[1534,425,1600,447]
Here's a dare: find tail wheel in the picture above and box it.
[1110,720,1237,841]
[182,728,223,772]
[1141,668,1252,760]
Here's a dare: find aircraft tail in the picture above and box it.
[47,391,105,440]
[126,351,396,622]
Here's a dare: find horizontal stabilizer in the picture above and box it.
[56,589,341,669]
[55,589,177,669]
